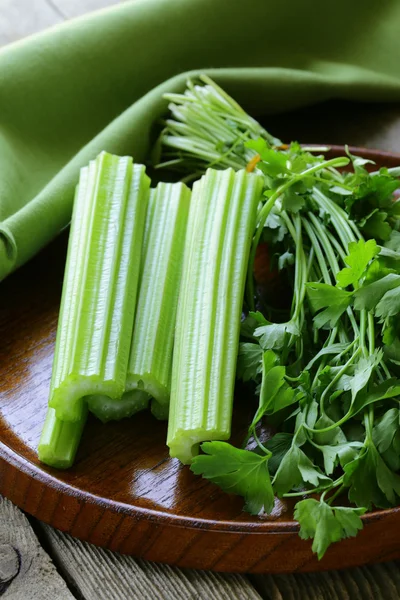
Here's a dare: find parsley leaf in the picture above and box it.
[340,351,383,402]
[278,250,294,270]
[382,430,400,472]
[273,443,331,496]
[364,258,395,284]
[282,189,306,213]
[313,414,347,446]
[265,432,293,474]
[362,211,392,241]
[306,283,352,328]
[372,408,400,453]
[353,273,400,311]
[336,239,380,289]
[385,230,400,252]
[349,378,400,419]
[384,335,400,367]
[236,343,263,382]
[318,442,363,475]
[305,343,349,370]
[344,442,400,509]
[295,498,366,559]
[254,320,300,350]
[240,313,261,339]
[191,442,275,514]
[264,211,288,243]
[375,287,400,319]
[344,170,400,241]
[251,351,296,424]
[245,138,288,178]
[345,147,375,172]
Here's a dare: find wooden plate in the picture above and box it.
[1,146,400,574]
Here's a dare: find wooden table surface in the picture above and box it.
[1,1,400,598]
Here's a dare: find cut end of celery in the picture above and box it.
[38,446,75,470]
[49,377,123,421]
[38,407,87,469]
[48,153,150,425]
[87,391,149,423]
[168,429,230,465]
[126,374,170,408]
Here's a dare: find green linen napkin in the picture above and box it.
[1,0,400,282]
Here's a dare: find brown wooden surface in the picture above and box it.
[1,145,400,573]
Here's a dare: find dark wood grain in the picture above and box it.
[1,146,400,573]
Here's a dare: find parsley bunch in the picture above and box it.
[156,77,400,559]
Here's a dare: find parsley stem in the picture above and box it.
[246,157,350,308]
[380,359,391,379]
[368,405,375,431]
[206,129,251,169]
[303,219,348,347]
[292,214,308,321]
[302,217,333,284]
[308,213,341,272]
[335,336,359,360]
[280,209,297,239]
[326,483,346,506]
[323,227,373,361]
[279,212,308,364]
[282,477,343,498]
[359,310,368,358]
[313,187,362,246]
[306,412,352,434]
[370,166,400,177]
[308,214,360,338]
[252,428,272,457]
[325,229,349,264]
[364,410,374,441]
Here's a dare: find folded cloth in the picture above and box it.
[1,0,400,282]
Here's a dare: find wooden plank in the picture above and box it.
[250,564,400,600]
[35,521,400,600]
[0,0,63,46]
[40,524,262,600]
[50,0,125,19]
[0,496,73,599]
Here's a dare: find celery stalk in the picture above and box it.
[87,390,149,423]
[125,182,191,416]
[48,152,150,422]
[167,168,263,464]
[38,407,88,469]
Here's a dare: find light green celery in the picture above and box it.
[87,391,149,423]
[38,407,88,469]
[48,152,150,422]
[125,182,191,416]
[167,168,263,464]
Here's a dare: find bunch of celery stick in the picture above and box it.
[39,76,400,558]
[39,148,262,467]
